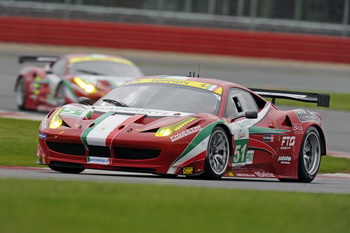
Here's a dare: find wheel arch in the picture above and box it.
[216,123,233,152]
[310,124,327,156]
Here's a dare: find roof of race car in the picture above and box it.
[64,54,135,66]
[124,75,248,95]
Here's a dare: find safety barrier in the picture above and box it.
[1,16,350,63]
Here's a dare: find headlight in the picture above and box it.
[74,77,96,93]
[155,117,196,137]
[49,108,64,129]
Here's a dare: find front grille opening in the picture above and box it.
[89,146,111,157]
[115,147,160,160]
[46,142,85,156]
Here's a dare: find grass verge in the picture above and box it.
[0,178,349,233]
[0,117,349,174]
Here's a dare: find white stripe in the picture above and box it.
[167,136,209,174]
[86,114,131,146]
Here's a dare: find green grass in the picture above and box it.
[0,118,40,166]
[0,117,349,174]
[0,178,349,233]
[320,156,350,173]
[267,91,350,111]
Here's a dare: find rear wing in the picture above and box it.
[250,88,330,107]
[18,56,59,64]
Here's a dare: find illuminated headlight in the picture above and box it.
[74,77,96,93]
[155,117,196,137]
[49,108,64,129]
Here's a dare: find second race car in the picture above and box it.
[15,53,144,111]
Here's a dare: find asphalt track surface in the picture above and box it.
[1,43,350,193]
[1,166,350,194]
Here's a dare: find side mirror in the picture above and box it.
[245,111,258,119]
[78,97,91,105]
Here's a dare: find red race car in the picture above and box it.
[15,54,144,111]
[37,75,330,182]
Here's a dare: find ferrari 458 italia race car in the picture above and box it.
[37,75,330,183]
[15,53,144,111]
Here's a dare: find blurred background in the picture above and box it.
[1,0,350,152]
[1,0,350,36]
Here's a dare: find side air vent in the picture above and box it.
[46,142,85,156]
[115,147,160,160]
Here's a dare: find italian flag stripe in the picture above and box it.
[81,112,114,149]
[105,114,143,147]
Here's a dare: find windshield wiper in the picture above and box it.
[76,69,105,76]
[103,99,128,107]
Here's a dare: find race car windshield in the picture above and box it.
[95,83,221,114]
[70,61,143,77]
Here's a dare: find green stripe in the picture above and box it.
[81,112,114,149]
[172,120,225,165]
[249,126,290,135]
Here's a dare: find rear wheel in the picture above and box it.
[202,126,230,179]
[48,165,85,174]
[298,126,321,183]
[279,127,321,183]
[15,77,26,110]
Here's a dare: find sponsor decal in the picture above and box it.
[94,106,191,117]
[280,136,295,150]
[234,173,257,177]
[294,109,320,123]
[182,167,194,175]
[227,171,234,177]
[38,132,47,140]
[246,150,254,165]
[254,172,275,178]
[263,134,274,142]
[87,156,110,165]
[278,156,292,164]
[128,78,223,94]
[238,129,246,139]
[170,125,202,142]
[292,124,304,135]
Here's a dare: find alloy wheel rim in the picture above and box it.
[208,130,229,175]
[302,132,321,176]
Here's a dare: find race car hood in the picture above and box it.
[48,104,196,130]
[41,104,207,147]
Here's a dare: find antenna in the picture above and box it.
[197,64,201,78]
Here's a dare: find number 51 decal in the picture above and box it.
[232,139,254,166]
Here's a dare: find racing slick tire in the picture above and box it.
[202,126,230,180]
[48,165,85,174]
[297,126,321,183]
[15,77,27,110]
[56,82,67,106]
[279,126,321,183]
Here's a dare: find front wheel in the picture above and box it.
[298,126,321,183]
[56,83,67,106]
[15,77,27,110]
[202,126,230,180]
